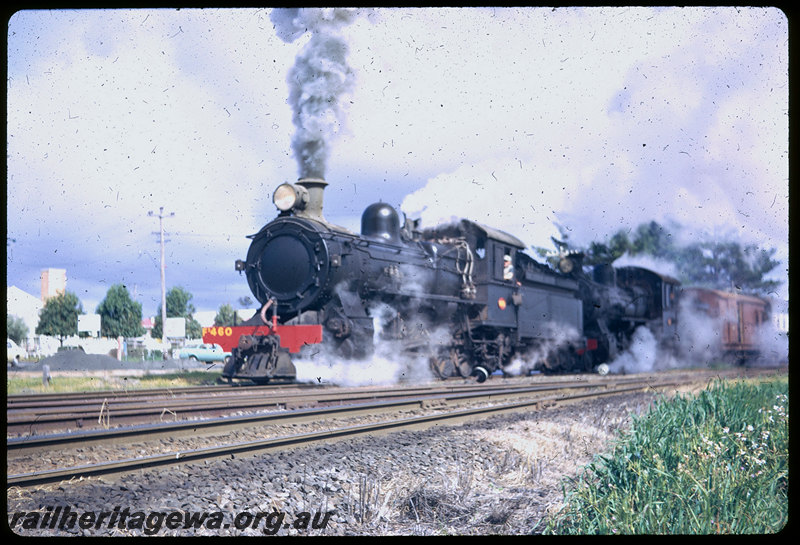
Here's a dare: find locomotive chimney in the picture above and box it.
[295,177,327,223]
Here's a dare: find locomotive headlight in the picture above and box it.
[274,183,299,211]
[273,183,309,212]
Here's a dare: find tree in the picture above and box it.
[584,230,633,266]
[151,286,202,339]
[577,221,677,266]
[7,315,28,345]
[166,286,196,317]
[554,220,782,297]
[96,284,145,338]
[185,317,202,339]
[677,241,781,295]
[36,291,83,346]
[214,303,236,327]
[629,221,677,259]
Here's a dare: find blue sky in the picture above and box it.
[6,7,789,318]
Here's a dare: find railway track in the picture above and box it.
[6,375,648,436]
[7,366,784,489]
[7,380,665,488]
[7,367,778,436]
[6,380,315,407]
[7,377,652,452]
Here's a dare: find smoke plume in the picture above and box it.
[271,8,367,179]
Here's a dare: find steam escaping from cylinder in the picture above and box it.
[293,303,438,387]
[502,324,583,376]
[605,326,671,375]
[270,8,369,179]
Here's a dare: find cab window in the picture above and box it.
[494,246,514,281]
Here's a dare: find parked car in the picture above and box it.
[7,338,26,365]
[176,342,230,363]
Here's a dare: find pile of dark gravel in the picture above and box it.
[10,351,206,372]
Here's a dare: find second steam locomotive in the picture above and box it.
[202,177,761,384]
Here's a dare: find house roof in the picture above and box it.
[7,285,42,307]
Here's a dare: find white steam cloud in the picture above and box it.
[605,326,680,375]
[501,324,582,376]
[606,296,788,375]
[293,347,436,387]
[292,292,439,387]
[755,319,789,367]
[613,253,679,280]
[293,304,438,387]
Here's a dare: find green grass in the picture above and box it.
[546,376,788,534]
[6,370,223,395]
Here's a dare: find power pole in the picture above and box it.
[148,207,174,341]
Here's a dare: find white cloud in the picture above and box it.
[6,7,789,314]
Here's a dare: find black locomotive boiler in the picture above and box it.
[203,177,596,383]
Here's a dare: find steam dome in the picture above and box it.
[361,202,401,244]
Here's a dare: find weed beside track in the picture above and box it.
[545,376,789,534]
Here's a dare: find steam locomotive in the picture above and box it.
[202,177,685,384]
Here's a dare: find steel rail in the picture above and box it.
[8,378,644,454]
[5,381,317,407]
[8,376,643,416]
[7,367,780,436]
[8,365,775,409]
[6,377,652,435]
[7,381,678,488]
[5,375,598,409]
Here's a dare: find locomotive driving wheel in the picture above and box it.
[429,355,456,379]
[454,349,474,378]
[541,350,562,372]
[429,348,471,379]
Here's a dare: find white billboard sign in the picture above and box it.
[78,314,101,337]
[164,317,186,339]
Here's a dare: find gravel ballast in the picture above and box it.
[7,390,664,536]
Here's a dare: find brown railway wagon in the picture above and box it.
[682,287,770,364]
